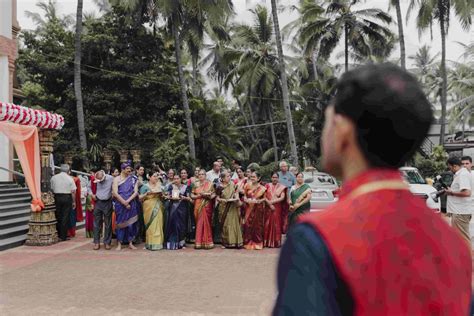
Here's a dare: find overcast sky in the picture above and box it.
[17,0,473,68]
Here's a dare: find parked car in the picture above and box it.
[399,167,440,211]
[303,171,340,211]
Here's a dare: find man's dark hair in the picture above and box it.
[232,159,241,166]
[447,157,462,167]
[461,156,472,163]
[333,63,433,168]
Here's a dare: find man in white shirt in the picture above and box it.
[207,161,221,184]
[446,157,472,246]
[51,164,76,241]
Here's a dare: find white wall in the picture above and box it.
[0,0,12,39]
[0,55,11,181]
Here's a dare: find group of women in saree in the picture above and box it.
[84,165,313,251]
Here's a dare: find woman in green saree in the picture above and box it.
[288,172,312,227]
[216,170,243,249]
[139,171,165,250]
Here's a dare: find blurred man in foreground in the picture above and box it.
[273,64,471,315]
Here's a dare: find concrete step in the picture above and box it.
[0,224,29,240]
[0,234,27,251]
[0,187,29,194]
[0,208,30,221]
[0,197,31,207]
[0,202,31,213]
[0,184,18,189]
[0,191,31,200]
[0,215,30,230]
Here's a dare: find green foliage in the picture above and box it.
[413,145,448,178]
[18,3,238,170]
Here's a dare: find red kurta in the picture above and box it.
[300,169,471,316]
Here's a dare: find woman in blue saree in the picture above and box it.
[112,162,139,251]
[165,174,191,250]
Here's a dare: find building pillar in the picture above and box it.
[119,149,129,163]
[26,129,59,246]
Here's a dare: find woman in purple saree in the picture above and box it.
[112,162,139,250]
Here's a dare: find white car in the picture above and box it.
[303,171,340,211]
[399,167,440,211]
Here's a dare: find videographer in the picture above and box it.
[446,157,472,246]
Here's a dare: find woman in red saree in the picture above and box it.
[191,169,216,249]
[243,171,266,250]
[264,172,286,248]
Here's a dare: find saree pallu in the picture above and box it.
[141,186,165,250]
[166,184,189,250]
[85,176,97,238]
[115,176,139,243]
[218,183,243,248]
[264,183,285,248]
[243,184,266,250]
[68,177,83,238]
[288,184,311,227]
[85,194,94,238]
[193,181,215,249]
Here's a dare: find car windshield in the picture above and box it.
[304,173,336,186]
[401,170,426,184]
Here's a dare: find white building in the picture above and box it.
[0,0,20,181]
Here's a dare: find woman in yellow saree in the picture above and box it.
[139,172,165,250]
[191,169,216,249]
[217,170,243,248]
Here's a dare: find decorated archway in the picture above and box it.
[0,102,64,213]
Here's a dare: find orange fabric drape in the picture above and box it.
[0,121,43,212]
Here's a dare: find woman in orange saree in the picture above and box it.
[243,171,267,250]
[191,169,216,249]
[264,172,286,248]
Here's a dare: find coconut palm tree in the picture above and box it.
[389,0,406,69]
[228,5,284,163]
[201,20,262,152]
[111,0,233,160]
[270,0,298,165]
[299,0,393,72]
[407,0,472,145]
[74,0,87,151]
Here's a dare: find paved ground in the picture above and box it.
[1,219,473,316]
[0,230,279,316]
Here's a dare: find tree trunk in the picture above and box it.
[74,0,87,151]
[312,50,318,81]
[270,0,298,166]
[439,15,447,146]
[267,105,278,163]
[172,16,196,160]
[394,0,406,69]
[192,55,199,96]
[234,90,258,146]
[344,23,349,72]
[246,97,263,155]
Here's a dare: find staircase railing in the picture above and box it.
[0,166,25,178]
[419,138,435,157]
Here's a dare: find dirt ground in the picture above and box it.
[0,230,279,316]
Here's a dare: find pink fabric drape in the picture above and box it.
[0,121,43,212]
